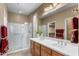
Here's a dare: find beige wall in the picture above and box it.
[36,4,79,29]
[0,3,7,26]
[8,12,30,24]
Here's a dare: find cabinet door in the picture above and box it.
[41,50,52,56]
[30,40,35,56]
[34,42,41,56]
[41,45,52,56]
[52,50,64,56]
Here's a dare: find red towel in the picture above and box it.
[56,29,64,39]
[72,17,78,43]
[0,26,8,55]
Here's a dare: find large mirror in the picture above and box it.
[45,17,78,43]
[47,17,78,43]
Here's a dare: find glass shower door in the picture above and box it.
[8,23,29,52]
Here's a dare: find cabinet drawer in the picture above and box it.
[52,50,64,56]
[41,45,52,55]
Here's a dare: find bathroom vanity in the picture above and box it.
[30,38,78,56]
[30,40,64,56]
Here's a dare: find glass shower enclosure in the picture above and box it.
[8,23,30,52]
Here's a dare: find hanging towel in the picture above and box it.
[0,31,1,46]
[72,17,78,43]
[56,29,64,39]
[0,32,2,54]
[0,26,8,55]
[0,33,1,48]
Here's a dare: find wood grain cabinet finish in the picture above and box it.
[30,40,64,56]
[34,42,41,56]
[41,45,52,56]
[52,50,64,56]
[30,40,35,56]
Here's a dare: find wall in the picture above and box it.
[0,3,7,26]
[8,12,30,24]
[67,17,73,40]
[32,13,39,37]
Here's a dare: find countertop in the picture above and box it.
[30,38,79,56]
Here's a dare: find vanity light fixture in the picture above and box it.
[44,3,59,12]
[73,8,79,13]
[72,8,79,16]
[72,4,79,13]
[44,5,53,12]
[53,3,58,7]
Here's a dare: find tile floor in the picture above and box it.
[7,49,31,56]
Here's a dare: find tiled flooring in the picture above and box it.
[7,49,31,56]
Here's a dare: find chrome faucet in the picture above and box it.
[57,41,67,46]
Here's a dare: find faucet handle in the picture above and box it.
[57,40,67,46]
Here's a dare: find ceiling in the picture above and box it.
[7,3,42,15]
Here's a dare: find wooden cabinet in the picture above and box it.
[30,40,41,56]
[34,42,41,56]
[52,50,64,56]
[41,45,52,56]
[30,40,64,56]
[30,40,35,56]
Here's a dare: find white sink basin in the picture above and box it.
[42,39,67,48]
[42,39,58,45]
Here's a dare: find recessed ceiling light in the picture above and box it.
[19,11,22,13]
